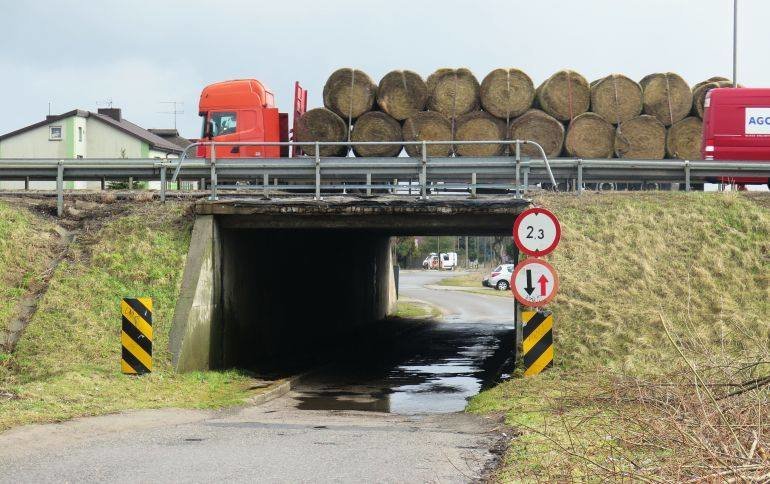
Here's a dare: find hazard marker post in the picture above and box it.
[511,207,560,376]
[121,297,153,375]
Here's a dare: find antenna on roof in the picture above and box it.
[96,98,115,109]
[48,101,52,115]
[158,101,184,130]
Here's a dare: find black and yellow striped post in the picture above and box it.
[521,309,553,376]
[121,297,152,374]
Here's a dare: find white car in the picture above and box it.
[482,264,514,291]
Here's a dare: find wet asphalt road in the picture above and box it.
[0,270,516,483]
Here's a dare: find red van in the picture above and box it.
[701,87,770,186]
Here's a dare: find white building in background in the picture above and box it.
[0,108,185,188]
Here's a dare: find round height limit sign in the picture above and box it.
[512,207,561,257]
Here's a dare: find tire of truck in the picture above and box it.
[496,280,510,291]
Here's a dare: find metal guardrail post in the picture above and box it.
[24,177,29,191]
[209,145,218,201]
[515,142,521,198]
[160,164,167,203]
[420,141,427,200]
[684,160,691,192]
[314,142,321,200]
[577,159,584,195]
[471,172,477,198]
[366,173,372,196]
[56,160,64,217]
[263,173,269,199]
[100,177,106,190]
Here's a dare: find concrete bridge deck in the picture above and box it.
[195,195,531,235]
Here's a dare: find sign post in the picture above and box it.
[511,207,560,376]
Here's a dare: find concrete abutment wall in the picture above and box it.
[169,216,398,372]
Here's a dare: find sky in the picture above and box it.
[1,0,768,138]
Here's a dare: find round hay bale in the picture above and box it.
[294,108,348,157]
[350,111,402,157]
[376,70,427,121]
[536,70,590,121]
[508,109,564,158]
[692,76,730,92]
[614,115,666,159]
[641,72,692,126]
[565,112,615,158]
[426,68,480,118]
[590,74,642,125]
[403,111,453,157]
[454,111,505,157]
[692,80,733,118]
[479,68,535,120]
[666,116,703,160]
[322,68,377,121]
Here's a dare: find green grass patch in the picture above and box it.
[0,202,256,431]
[0,202,59,335]
[393,299,441,319]
[469,192,770,480]
[436,270,485,287]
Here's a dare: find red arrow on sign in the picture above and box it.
[538,274,548,296]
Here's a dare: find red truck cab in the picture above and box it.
[198,79,304,159]
[701,87,770,185]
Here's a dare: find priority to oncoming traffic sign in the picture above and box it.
[511,258,559,307]
[512,207,561,257]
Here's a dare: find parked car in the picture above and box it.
[482,264,514,290]
[422,253,439,270]
[439,252,458,270]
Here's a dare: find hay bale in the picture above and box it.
[692,76,730,92]
[666,116,703,160]
[479,68,535,120]
[641,72,692,126]
[454,111,505,157]
[322,68,377,121]
[426,68,480,118]
[376,70,427,121]
[692,80,733,118]
[614,115,666,159]
[565,112,614,158]
[537,70,590,121]
[403,111,453,157]
[590,74,642,125]
[350,112,402,157]
[294,108,348,157]
[508,109,564,158]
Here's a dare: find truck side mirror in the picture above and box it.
[205,119,214,139]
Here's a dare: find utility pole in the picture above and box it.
[733,0,738,87]
[465,236,469,268]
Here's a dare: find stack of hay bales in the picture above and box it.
[294,67,731,160]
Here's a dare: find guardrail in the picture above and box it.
[1,139,769,217]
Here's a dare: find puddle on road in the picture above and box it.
[291,322,516,414]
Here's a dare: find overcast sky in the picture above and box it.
[1,0,768,138]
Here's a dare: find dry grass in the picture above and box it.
[0,202,256,430]
[469,192,770,481]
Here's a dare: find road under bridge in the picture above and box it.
[169,195,530,372]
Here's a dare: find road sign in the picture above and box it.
[511,258,559,307]
[512,207,561,257]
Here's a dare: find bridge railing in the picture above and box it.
[172,139,557,201]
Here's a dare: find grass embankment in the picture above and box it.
[467,192,770,481]
[0,203,59,345]
[0,202,255,431]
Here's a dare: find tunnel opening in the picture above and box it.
[169,198,530,413]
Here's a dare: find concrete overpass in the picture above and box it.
[168,196,530,372]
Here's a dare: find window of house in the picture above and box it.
[49,126,62,140]
[78,127,83,142]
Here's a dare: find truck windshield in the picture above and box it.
[209,112,237,137]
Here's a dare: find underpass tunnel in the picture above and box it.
[219,229,395,372]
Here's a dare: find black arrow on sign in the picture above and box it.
[524,269,535,295]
